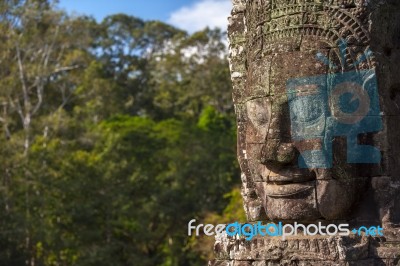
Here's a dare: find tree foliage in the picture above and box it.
[0,1,243,265]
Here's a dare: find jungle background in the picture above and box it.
[0,0,245,265]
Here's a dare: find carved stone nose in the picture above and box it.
[260,141,297,165]
[276,143,297,163]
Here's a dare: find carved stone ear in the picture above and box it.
[240,173,267,222]
[230,2,265,222]
[228,1,247,104]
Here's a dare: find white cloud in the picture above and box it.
[168,0,231,33]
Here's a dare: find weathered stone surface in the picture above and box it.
[210,0,400,265]
[211,233,400,264]
[226,0,400,226]
[213,233,369,261]
[209,260,400,266]
[229,0,392,223]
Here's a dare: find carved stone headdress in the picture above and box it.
[229,0,374,103]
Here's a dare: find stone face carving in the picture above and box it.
[210,0,400,264]
[229,0,398,224]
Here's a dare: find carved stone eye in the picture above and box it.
[246,98,270,126]
[289,94,325,126]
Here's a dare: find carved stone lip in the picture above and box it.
[266,167,315,183]
[265,181,315,197]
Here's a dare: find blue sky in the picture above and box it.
[58,0,231,33]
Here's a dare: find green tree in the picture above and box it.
[0,1,95,264]
[0,2,241,266]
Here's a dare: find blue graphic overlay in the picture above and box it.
[286,40,382,168]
